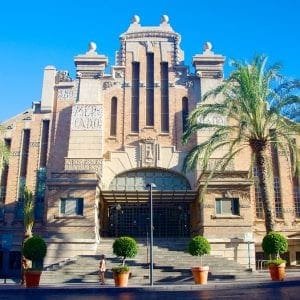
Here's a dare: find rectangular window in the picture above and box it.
[296,252,300,265]
[294,177,300,218]
[39,120,50,168]
[20,129,30,178]
[270,130,283,218]
[146,53,154,126]
[131,62,140,132]
[0,139,11,208]
[182,97,189,133]
[60,198,84,216]
[110,97,117,136]
[161,62,169,132]
[215,198,239,215]
[254,165,264,218]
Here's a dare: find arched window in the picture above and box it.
[110,97,117,136]
[182,97,189,133]
[109,168,191,191]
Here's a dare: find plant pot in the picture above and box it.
[268,263,286,281]
[113,271,130,287]
[25,270,42,288]
[191,266,209,284]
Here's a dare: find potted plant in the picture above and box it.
[22,235,47,287]
[112,236,138,287]
[262,231,288,281]
[188,235,211,284]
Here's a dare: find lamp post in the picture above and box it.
[146,183,156,286]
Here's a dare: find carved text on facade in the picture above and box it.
[65,158,103,173]
[71,104,103,131]
[57,88,75,100]
[198,114,226,130]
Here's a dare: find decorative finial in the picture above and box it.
[161,15,169,23]
[88,41,97,52]
[132,15,140,24]
[203,41,213,51]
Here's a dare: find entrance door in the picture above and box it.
[108,203,190,237]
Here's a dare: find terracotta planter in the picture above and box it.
[113,271,130,287]
[268,263,286,281]
[25,270,42,288]
[191,266,209,284]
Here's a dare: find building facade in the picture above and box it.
[1,16,299,274]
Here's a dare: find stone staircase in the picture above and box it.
[41,238,257,285]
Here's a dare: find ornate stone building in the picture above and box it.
[1,15,299,275]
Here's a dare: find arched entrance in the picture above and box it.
[100,169,197,237]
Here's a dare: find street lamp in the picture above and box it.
[146,183,156,286]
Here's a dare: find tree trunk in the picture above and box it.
[255,149,276,233]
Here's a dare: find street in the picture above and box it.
[1,282,300,300]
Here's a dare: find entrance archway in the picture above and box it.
[100,168,197,237]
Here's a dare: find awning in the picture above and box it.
[100,190,198,204]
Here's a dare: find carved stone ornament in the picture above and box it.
[185,80,193,88]
[115,70,124,78]
[102,81,114,90]
[65,158,103,173]
[71,104,103,131]
[57,88,75,101]
[138,138,160,167]
[56,71,72,82]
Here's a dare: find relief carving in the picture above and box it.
[65,158,103,173]
[56,71,72,82]
[71,104,103,131]
[138,138,160,167]
[57,88,75,100]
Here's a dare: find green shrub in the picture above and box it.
[262,232,288,259]
[188,236,211,257]
[112,265,130,274]
[113,237,138,266]
[22,235,47,269]
[267,258,286,266]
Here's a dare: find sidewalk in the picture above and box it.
[1,271,300,293]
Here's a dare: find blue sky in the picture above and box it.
[0,0,299,121]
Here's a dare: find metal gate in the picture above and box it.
[108,203,190,237]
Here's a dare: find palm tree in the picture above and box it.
[23,186,35,238]
[183,55,300,233]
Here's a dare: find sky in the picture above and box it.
[0,0,299,122]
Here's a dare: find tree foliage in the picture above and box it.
[23,186,35,238]
[113,236,138,266]
[183,55,300,233]
[262,231,288,259]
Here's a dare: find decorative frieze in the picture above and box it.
[65,158,103,173]
[70,104,103,131]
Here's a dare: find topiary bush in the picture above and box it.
[22,235,47,270]
[262,231,288,261]
[188,235,211,266]
[188,236,211,257]
[113,236,138,266]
